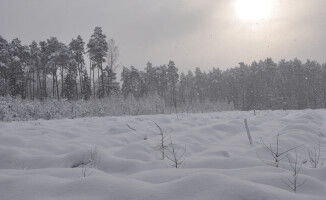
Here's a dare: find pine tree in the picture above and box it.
[121,66,131,98]
[103,66,120,96]
[207,67,223,102]
[321,64,326,107]
[39,41,49,99]
[29,41,41,100]
[82,70,91,100]
[167,60,179,109]
[69,35,85,98]
[64,71,76,100]
[144,61,158,95]
[46,38,72,100]
[157,65,168,100]
[121,66,144,99]
[64,62,77,101]
[7,38,29,98]
[87,27,108,98]
[0,35,9,96]
[195,67,206,103]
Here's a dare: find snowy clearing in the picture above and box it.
[1,110,326,200]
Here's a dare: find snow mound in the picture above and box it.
[0,110,326,199]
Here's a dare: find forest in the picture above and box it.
[1,26,326,112]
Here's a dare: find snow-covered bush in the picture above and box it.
[0,95,234,121]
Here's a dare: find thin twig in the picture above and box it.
[126,123,136,131]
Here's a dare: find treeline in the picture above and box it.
[222,59,326,110]
[0,27,120,101]
[1,27,326,110]
[121,58,326,110]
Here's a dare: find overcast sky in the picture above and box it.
[1,0,326,72]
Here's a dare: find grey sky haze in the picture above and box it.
[1,0,326,72]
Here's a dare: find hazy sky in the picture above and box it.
[1,0,326,72]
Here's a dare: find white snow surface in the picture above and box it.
[1,110,326,200]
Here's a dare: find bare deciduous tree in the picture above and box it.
[106,38,119,71]
[259,132,304,167]
[307,141,323,168]
[152,121,168,160]
[166,139,187,168]
[282,151,306,193]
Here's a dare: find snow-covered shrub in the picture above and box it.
[43,100,62,120]
[81,147,100,177]
[0,95,234,121]
[0,96,17,121]
[0,103,5,121]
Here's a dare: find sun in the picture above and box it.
[233,0,273,20]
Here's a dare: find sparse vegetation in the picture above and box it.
[282,151,306,193]
[307,141,324,168]
[259,132,304,167]
[81,147,100,177]
[166,139,187,168]
[0,96,232,121]
[153,121,168,160]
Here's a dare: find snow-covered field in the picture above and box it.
[1,110,326,200]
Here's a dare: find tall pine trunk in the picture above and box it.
[40,70,46,100]
[29,71,32,99]
[32,72,35,100]
[52,71,55,98]
[44,70,47,99]
[93,66,95,98]
[61,66,64,98]
[56,74,59,100]
[78,63,83,99]
[97,66,100,98]
[89,60,92,97]
[100,63,104,98]
[78,64,81,99]
[36,69,40,100]
[24,72,28,99]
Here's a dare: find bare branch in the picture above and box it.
[152,121,168,160]
[307,141,322,168]
[259,133,304,168]
[166,139,187,168]
[81,146,100,177]
[282,151,306,192]
[278,143,305,157]
[126,123,136,131]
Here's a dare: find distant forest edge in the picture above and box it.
[1,27,326,118]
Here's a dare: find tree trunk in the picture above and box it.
[24,72,29,99]
[56,74,59,100]
[44,71,47,99]
[36,69,40,100]
[93,65,95,98]
[3,69,7,96]
[78,63,82,99]
[75,78,78,100]
[97,65,100,98]
[41,71,44,100]
[29,71,32,99]
[53,71,55,98]
[61,66,64,98]
[108,68,111,96]
[101,63,104,98]
[89,60,92,97]
[32,72,35,100]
